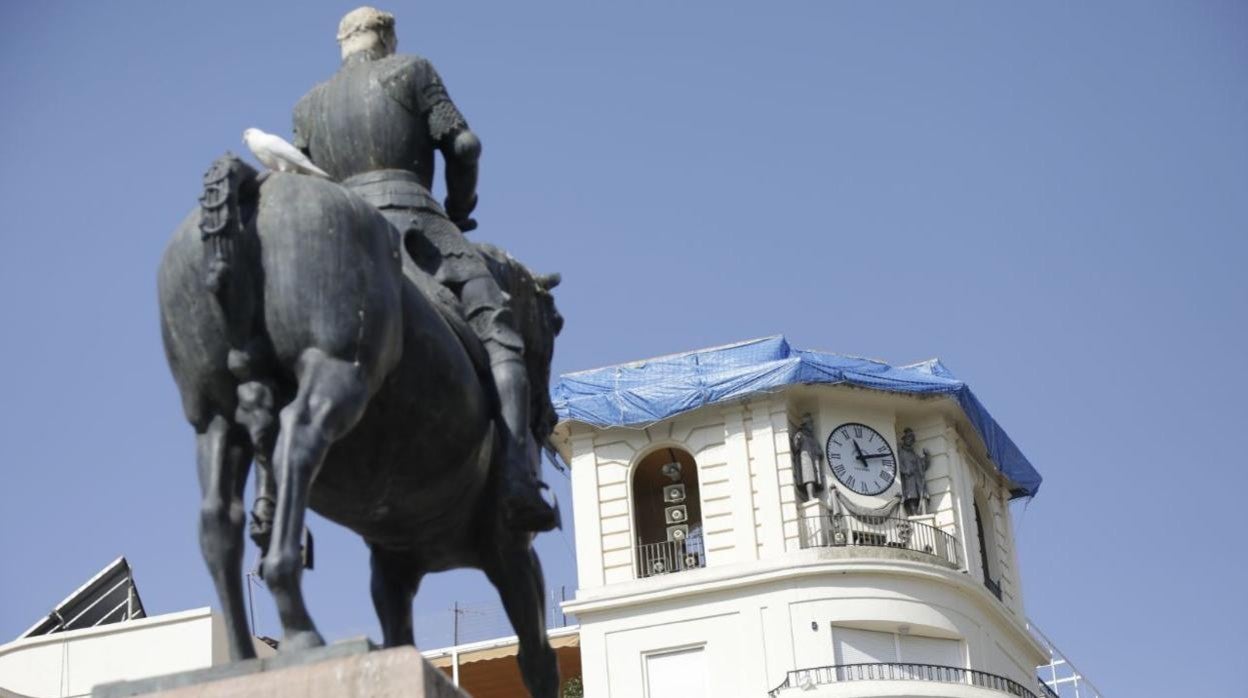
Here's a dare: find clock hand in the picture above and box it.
[860,452,893,460]
[851,439,869,468]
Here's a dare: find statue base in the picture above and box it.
[93,638,468,698]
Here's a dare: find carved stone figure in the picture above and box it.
[791,414,824,500]
[159,7,564,696]
[291,6,555,533]
[898,428,932,516]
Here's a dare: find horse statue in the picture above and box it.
[158,155,564,697]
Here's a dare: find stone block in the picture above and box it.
[93,639,468,698]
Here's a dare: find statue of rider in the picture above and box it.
[291,6,556,532]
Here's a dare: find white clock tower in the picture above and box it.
[553,337,1056,698]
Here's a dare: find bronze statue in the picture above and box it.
[790,414,824,501]
[898,428,931,516]
[291,7,555,534]
[159,7,562,696]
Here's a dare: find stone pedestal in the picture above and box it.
[93,639,468,698]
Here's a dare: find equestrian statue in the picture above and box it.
[158,7,563,696]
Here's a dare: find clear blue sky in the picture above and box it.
[1,2,1244,695]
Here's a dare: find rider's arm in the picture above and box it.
[418,62,480,229]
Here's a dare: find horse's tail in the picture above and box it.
[196,154,265,362]
[198,153,257,297]
[196,154,275,455]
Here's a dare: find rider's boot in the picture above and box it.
[492,356,558,533]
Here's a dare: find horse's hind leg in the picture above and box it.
[197,414,256,661]
[369,545,422,648]
[262,348,371,652]
[484,538,560,698]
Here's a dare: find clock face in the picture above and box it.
[825,422,897,496]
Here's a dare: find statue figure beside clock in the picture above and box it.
[823,423,931,516]
[791,414,825,501]
[897,428,932,516]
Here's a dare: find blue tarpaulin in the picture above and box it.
[552,336,1041,498]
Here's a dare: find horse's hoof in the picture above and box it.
[281,629,326,653]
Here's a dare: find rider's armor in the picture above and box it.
[292,53,523,355]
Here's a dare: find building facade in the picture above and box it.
[554,337,1056,698]
[0,608,276,698]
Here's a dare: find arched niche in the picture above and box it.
[631,447,704,577]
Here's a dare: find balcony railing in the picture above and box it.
[636,536,706,578]
[769,663,1050,698]
[984,576,1003,600]
[799,513,960,567]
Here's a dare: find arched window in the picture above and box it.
[632,447,704,578]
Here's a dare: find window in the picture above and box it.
[644,646,708,698]
[633,448,704,577]
[904,634,963,667]
[973,492,1001,599]
[832,626,963,680]
[834,627,898,666]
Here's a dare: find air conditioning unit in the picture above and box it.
[664,505,687,525]
[663,483,686,503]
[667,524,689,541]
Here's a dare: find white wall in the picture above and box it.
[570,556,1047,698]
[0,608,273,698]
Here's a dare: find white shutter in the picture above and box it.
[899,634,962,668]
[832,627,898,665]
[645,646,709,698]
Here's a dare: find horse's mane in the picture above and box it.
[473,243,562,445]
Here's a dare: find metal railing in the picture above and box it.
[635,536,706,578]
[1028,620,1105,698]
[984,576,1004,600]
[1037,679,1061,698]
[769,663,1047,698]
[799,513,960,567]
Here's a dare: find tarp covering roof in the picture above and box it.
[552,336,1041,498]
